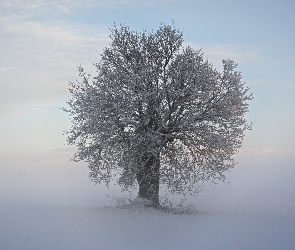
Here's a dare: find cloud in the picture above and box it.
[235,146,295,166]
[0,2,261,117]
[0,18,264,116]
[185,42,264,71]
[0,0,176,16]
[0,16,110,116]
[203,45,262,63]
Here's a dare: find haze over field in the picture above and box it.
[1,0,295,249]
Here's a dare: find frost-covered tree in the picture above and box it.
[63,23,253,208]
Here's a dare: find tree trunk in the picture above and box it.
[136,153,160,208]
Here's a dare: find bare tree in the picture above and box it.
[63,23,253,208]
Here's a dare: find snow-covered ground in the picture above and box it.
[1,159,295,250]
[1,199,295,250]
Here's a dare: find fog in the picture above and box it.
[1,149,294,211]
[1,149,295,249]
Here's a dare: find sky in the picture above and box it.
[1,0,295,206]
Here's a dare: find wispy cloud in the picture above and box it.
[236,146,295,165]
[0,16,110,116]
[185,42,264,71]
[1,20,264,116]
[0,0,262,117]
[204,45,262,64]
[1,0,176,16]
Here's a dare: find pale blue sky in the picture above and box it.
[1,0,294,202]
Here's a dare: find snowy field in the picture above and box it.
[1,158,295,250]
[1,200,295,250]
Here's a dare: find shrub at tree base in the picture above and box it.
[63,23,253,208]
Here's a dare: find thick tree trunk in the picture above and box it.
[136,153,160,208]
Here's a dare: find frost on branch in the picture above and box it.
[63,23,253,208]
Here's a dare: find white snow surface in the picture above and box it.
[1,160,295,250]
[1,200,295,250]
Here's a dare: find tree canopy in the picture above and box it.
[63,23,253,207]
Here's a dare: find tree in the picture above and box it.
[63,23,253,208]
